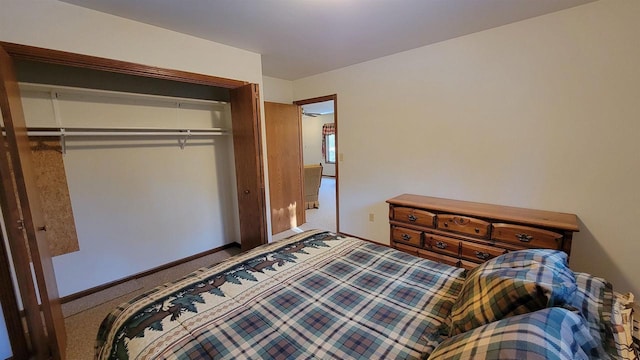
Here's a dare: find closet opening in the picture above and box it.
[0,42,267,359]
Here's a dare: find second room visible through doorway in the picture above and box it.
[301,100,336,232]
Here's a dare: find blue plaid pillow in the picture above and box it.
[430,307,603,360]
[571,272,637,359]
[448,249,576,336]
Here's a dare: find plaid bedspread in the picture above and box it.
[96,230,466,359]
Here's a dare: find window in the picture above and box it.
[322,123,336,164]
[325,133,336,163]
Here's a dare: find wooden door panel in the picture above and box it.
[230,84,267,251]
[265,102,304,235]
[0,45,66,359]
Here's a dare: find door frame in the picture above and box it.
[293,94,339,233]
[0,41,268,358]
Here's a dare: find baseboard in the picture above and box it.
[337,232,390,247]
[60,242,241,304]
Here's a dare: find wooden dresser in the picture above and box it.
[387,194,579,270]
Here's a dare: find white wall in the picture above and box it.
[302,114,336,176]
[262,76,294,104]
[0,1,262,84]
[0,0,270,296]
[57,137,236,295]
[293,0,640,296]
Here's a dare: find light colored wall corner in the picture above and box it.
[0,0,262,84]
[262,76,294,104]
[292,0,640,296]
[301,114,336,176]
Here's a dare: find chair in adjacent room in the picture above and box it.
[304,163,323,209]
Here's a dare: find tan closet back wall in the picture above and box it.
[14,81,239,297]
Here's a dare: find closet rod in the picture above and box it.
[7,128,229,153]
[12,126,229,137]
[26,130,227,137]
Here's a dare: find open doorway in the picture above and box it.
[299,100,337,232]
[267,94,338,241]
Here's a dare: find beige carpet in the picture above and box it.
[64,247,241,360]
[62,280,143,317]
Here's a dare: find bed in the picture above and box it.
[96,230,636,359]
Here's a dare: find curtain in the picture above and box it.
[322,123,335,159]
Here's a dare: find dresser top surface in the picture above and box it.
[387,194,579,232]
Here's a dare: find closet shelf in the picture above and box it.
[19,82,229,107]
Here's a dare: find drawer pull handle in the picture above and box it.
[408,214,417,222]
[454,217,469,225]
[443,223,449,228]
[515,233,533,242]
[475,251,491,260]
[401,234,411,241]
[435,241,447,249]
[475,228,480,233]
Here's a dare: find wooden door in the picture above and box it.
[264,102,305,234]
[230,84,268,251]
[0,46,66,359]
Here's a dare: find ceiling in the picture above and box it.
[302,101,334,116]
[61,0,595,80]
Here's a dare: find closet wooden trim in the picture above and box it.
[231,84,268,251]
[0,45,57,359]
[0,41,248,89]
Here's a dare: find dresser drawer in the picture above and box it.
[393,242,419,256]
[437,214,490,238]
[392,207,436,228]
[424,233,460,258]
[392,226,422,247]
[418,248,460,267]
[492,223,562,249]
[460,241,508,263]
[459,259,479,271]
